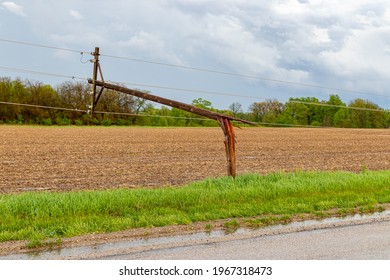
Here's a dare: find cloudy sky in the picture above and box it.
[1,0,390,110]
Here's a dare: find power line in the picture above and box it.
[0,63,388,116]
[1,101,388,130]
[0,101,86,113]
[0,66,88,81]
[1,37,389,113]
[108,80,390,113]
[114,81,266,100]
[288,100,389,113]
[100,53,390,98]
[93,110,212,121]
[0,64,388,114]
[0,64,388,113]
[0,100,324,127]
[0,101,213,121]
[2,38,388,100]
[0,38,88,54]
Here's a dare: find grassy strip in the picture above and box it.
[1,170,390,247]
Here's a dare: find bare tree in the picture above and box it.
[229,102,243,117]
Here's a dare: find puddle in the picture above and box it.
[2,210,390,260]
[0,230,231,260]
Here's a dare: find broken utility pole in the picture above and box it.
[88,79,255,177]
[87,50,256,177]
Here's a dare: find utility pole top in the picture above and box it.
[89,47,105,116]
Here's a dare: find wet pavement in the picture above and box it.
[2,211,390,260]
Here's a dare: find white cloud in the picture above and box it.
[1,1,26,16]
[69,9,83,20]
[118,31,186,65]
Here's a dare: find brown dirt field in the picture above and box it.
[1,126,389,194]
[0,125,389,256]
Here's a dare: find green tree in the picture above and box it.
[348,99,386,128]
[169,108,189,126]
[282,99,310,125]
[192,98,212,110]
[248,99,283,124]
[292,97,323,125]
[322,94,345,126]
[23,81,61,123]
[333,109,350,128]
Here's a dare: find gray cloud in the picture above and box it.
[1,0,390,108]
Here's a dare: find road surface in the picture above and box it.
[1,211,390,260]
[104,216,390,260]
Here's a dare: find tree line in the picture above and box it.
[0,77,389,128]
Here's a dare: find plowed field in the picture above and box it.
[1,126,389,194]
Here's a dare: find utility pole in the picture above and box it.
[89,47,100,116]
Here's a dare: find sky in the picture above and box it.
[1,0,390,111]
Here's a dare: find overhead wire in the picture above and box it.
[108,80,390,113]
[0,38,88,54]
[100,53,390,98]
[0,101,321,127]
[1,38,389,115]
[0,101,215,122]
[0,101,87,113]
[2,100,390,131]
[1,37,389,100]
[0,64,388,115]
[0,66,88,81]
[1,101,388,129]
[0,64,388,114]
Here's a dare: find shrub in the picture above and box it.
[311,121,321,127]
[42,118,53,126]
[92,118,100,126]
[55,117,71,126]
[116,118,128,126]
[74,120,83,126]
[82,114,92,125]
[100,119,112,126]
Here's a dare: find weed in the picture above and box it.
[223,219,240,234]
[361,163,368,174]
[204,224,212,231]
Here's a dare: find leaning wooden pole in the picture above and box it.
[88,80,255,125]
[88,79,256,177]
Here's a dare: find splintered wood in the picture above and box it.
[218,117,237,177]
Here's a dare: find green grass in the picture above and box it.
[0,170,390,247]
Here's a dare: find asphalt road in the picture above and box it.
[104,213,390,260]
[2,212,390,260]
